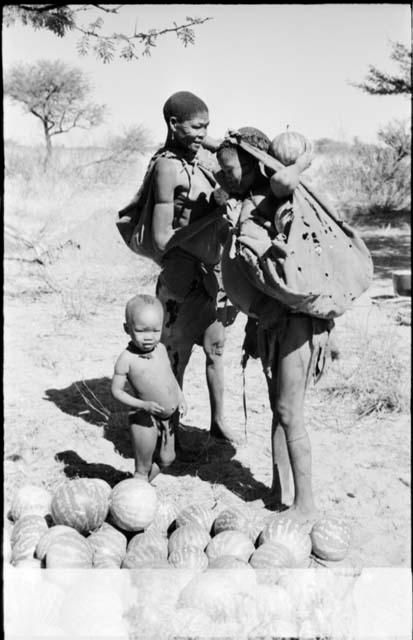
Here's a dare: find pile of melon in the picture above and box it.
[5,478,352,573]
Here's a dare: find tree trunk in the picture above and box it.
[43,122,53,169]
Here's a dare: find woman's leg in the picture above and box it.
[274,315,318,520]
[203,319,239,442]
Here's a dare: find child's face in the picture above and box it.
[125,305,163,352]
[218,148,257,195]
[170,111,209,154]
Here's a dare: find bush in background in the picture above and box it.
[310,119,411,222]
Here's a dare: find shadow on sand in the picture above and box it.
[45,377,269,502]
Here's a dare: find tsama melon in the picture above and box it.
[11,515,49,564]
[249,542,295,570]
[36,525,82,560]
[212,506,250,537]
[310,516,352,561]
[168,524,211,554]
[208,555,249,570]
[51,479,109,533]
[91,479,112,502]
[206,530,255,563]
[3,528,12,564]
[176,504,215,533]
[168,546,208,571]
[122,544,166,569]
[88,523,127,568]
[269,131,312,167]
[127,529,168,556]
[151,499,179,536]
[258,516,312,568]
[10,485,52,522]
[45,535,93,568]
[109,478,157,531]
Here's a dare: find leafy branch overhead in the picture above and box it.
[351,41,411,96]
[3,4,213,63]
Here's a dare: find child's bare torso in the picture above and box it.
[126,343,181,419]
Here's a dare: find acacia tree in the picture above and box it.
[3,4,212,63]
[4,60,106,161]
[352,41,411,96]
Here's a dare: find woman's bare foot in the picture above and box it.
[210,420,243,445]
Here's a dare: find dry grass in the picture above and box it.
[319,322,410,419]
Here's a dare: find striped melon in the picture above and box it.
[91,479,112,502]
[269,131,312,167]
[151,499,179,536]
[88,523,127,568]
[177,572,250,623]
[206,530,255,563]
[127,529,168,556]
[176,504,215,533]
[13,558,42,569]
[10,485,52,522]
[4,528,12,563]
[250,542,295,570]
[36,525,82,560]
[45,535,93,568]
[208,555,249,570]
[258,516,312,567]
[126,558,170,569]
[212,506,250,537]
[51,479,109,533]
[310,516,352,561]
[109,478,157,531]
[122,544,166,568]
[168,546,208,571]
[11,515,48,564]
[168,524,211,554]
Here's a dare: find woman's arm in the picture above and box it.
[270,151,313,198]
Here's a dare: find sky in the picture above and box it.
[2,3,411,147]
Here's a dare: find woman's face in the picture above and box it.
[169,111,209,155]
[218,148,258,195]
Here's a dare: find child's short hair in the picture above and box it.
[125,294,162,325]
[163,91,208,124]
[217,126,271,163]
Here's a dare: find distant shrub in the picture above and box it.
[310,120,411,220]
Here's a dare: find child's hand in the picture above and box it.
[142,400,165,416]
[179,395,188,418]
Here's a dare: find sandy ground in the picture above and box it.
[4,209,411,569]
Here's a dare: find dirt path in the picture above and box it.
[4,215,410,568]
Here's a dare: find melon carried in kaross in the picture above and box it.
[11,515,49,564]
[176,503,215,533]
[109,478,157,531]
[269,131,312,167]
[258,516,312,568]
[168,546,209,571]
[10,485,52,522]
[168,524,211,554]
[206,530,255,563]
[50,479,109,533]
[310,516,352,561]
[88,523,127,568]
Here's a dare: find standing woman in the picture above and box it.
[119,91,239,449]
